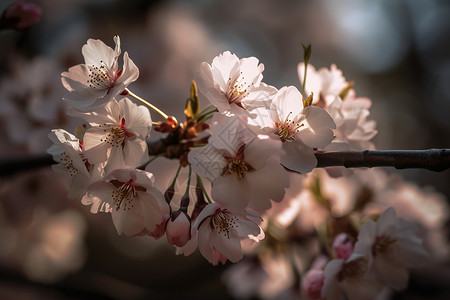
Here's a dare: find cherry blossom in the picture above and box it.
[81,168,168,236]
[69,97,151,174]
[322,256,384,300]
[192,203,263,265]
[251,86,335,173]
[47,129,102,199]
[196,51,277,115]
[352,207,429,291]
[188,114,288,211]
[61,36,139,111]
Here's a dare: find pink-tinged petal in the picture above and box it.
[239,56,264,86]
[188,145,225,181]
[246,159,288,210]
[244,137,282,170]
[177,227,198,256]
[67,173,91,199]
[298,106,336,148]
[193,203,220,229]
[83,131,111,164]
[322,259,344,298]
[376,207,397,236]
[105,146,126,173]
[130,169,156,190]
[281,141,317,174]
[118,97,151,137]
[82,38,118,69]
[115,52,139,86]
[166,212,191,247]
[234,215,262,239]
[123,138,148,167]
[67,99,120,126]
[396,239,429,268]
[137,191,165,233]
[81,181,114,213]
[353,219,377,266]
[111,201,144,236]
[212,175,249,211]
[242,83,277,111]
[270,86,303,123]
[198,220,215,263]
[196,63,231,112]
[210,231,243,263]
[372,256,409,291]
[211,51,240,88]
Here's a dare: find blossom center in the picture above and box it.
[99,118,134,147]
[338,257,367,282]
[373,236,397,255]
[60,152,78,176]
[225,72,254,105]
[87,60,116,90]
[112,180,136,211]
[274,112,304,142]
[221,145,254,180]
[210,210,239,239]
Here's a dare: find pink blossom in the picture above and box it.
[332,233,354,260]
[1,1,41,30]
[302,269,325,299]
[166,210,191,247]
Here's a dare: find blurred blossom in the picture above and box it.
[0,1,41,30]
[0,57,76,154]
[23,209,87,282]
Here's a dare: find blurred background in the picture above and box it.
[0,0,449,299]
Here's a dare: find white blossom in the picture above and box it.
[69,97,151,174]
[81,168,168,236]
[352,207,429,291]
[196,51,277,115]
[61,36,139,111]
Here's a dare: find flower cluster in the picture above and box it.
[48,37,439,299]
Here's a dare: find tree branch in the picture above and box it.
[1,148,449,177]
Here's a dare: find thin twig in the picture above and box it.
[1,148,449,177]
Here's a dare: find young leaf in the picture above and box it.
[184,80,200,120]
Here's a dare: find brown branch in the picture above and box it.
[1,148,449,177]
[314,149,450,172]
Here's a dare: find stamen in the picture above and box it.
[373,236,397,255]
[210,210,239,239]
[224,72,254,104]
[274,112,304,142]
[86,60,115,90]
[60,152,78,176]
[112,180,136,211]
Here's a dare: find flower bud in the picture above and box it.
[302,268,325,299]
[332,233,354,260]
[1,1,41,30]
[166,211,191,247]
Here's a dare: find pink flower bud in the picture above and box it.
[332,233,354,260]
[302,269,325,299]
[1,1,42,30]
[166,211,191,247]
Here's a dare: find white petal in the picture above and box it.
[123,138,148,167]
[188,145,225,181]
[210,231,243,263]
[212,175,249,211]
[298,106,336,148]
[82,38,118,69]
[281,141,317,174]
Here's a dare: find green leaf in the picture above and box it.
[184,80,200,120]
[302,43,312,65]
[303,92,314,107]
[339,81,355,100]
